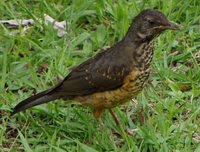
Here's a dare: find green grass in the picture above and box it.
[0,0,200,151]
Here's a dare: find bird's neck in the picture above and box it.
[124,29,152,43]
[124,22,155,43]
[123,25,154,59]
[134,40,154,70]
[123,34,154,70]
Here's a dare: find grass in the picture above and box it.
[0,0,200,151]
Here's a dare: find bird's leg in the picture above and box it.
[138,108,145,125]
[93,108,104,129]
[108,109,120,127]
[109,109,135,136]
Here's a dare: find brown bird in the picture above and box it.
[12,9,179,128]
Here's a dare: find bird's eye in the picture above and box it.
[147,19,155,25]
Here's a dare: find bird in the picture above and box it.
[12,9,180,128]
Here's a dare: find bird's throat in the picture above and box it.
[134,41,154,70]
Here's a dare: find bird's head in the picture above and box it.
[126,9,180,42]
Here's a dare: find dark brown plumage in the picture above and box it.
[12,9,179,128]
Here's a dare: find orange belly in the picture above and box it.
[74,69,149,109]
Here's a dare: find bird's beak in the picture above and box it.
[164,22,181,30]
[153,22,181,30]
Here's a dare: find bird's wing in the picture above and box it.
[50,47,131,97]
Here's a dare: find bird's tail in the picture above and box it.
[11,89,59,115]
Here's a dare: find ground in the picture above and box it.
[0,0,200,151]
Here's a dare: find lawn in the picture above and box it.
[0,0,200,151]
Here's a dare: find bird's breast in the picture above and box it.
[134,41,154,71]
